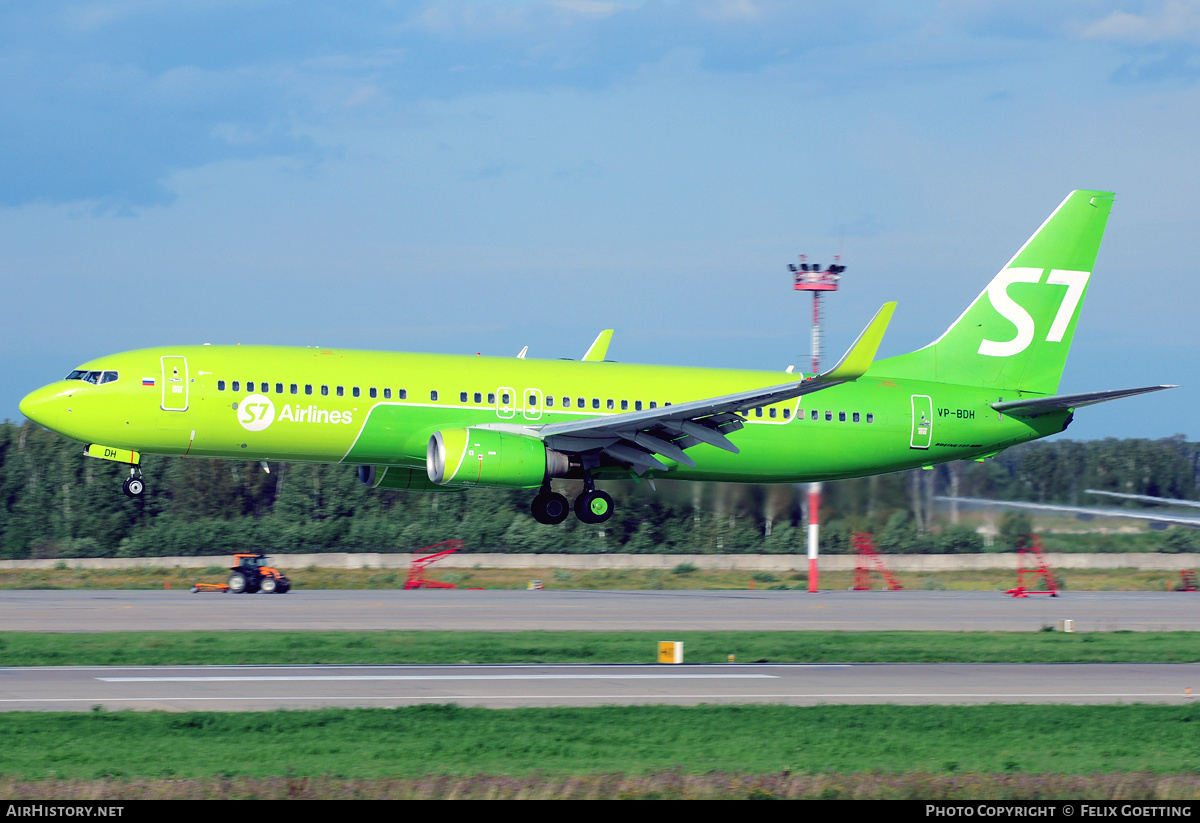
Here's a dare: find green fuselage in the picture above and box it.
[20,344,1066,486]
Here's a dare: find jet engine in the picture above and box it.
[426,427,569,489]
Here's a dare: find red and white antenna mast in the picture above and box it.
[789,253,845,593]
[790,255,843,375]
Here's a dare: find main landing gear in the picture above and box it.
[122,467,145,498]
[530,476,614,525]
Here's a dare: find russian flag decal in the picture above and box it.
[142,377,155,386]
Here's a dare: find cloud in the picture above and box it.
[1082,1,1200,45]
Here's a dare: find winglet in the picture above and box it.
[582,330,613,362]
[819,302,896,382]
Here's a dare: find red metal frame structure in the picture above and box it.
[851,532,903,591]
[1006,534,1059,597]
[1177,570,1197,592]
[404,539,465,590]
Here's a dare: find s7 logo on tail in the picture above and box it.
[977,268,1090,357]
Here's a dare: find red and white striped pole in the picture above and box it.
[807,481,821,592]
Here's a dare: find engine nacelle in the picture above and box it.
[358,465,464,492]
[426,427,569,489]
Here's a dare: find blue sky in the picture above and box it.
[2,0,1197,440]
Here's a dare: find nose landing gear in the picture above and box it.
[122,468,145,498]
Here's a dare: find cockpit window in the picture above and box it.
[66,370,118,384]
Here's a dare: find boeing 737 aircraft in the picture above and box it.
[19,191,1174,525]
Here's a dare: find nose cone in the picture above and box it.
[20,383,69,430]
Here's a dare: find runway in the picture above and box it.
[2,662,1196,711]
[5,589,1200,633]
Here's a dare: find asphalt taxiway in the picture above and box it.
[4,589,1199,633]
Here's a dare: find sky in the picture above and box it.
[1,0,1197,441]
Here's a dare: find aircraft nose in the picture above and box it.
[19,383,67,428]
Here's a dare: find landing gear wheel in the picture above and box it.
[228,572,248,594]
[122,477,144,498]
[574,489,614,524]
[531,491,571,525]
[260,577,277,594]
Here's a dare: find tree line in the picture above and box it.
[0,421,1196,559]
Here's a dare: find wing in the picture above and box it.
[533,303,896,474]
[935,496,1200,530]
[990,385,1175,417]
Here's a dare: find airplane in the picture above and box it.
[935,489,1200,531]
[18,190,1176,526]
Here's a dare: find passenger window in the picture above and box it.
[783,409,791,419]
[769,408,777,418]
[336,386,343,397]
[754,408,762,418]
[431,390,439,401]
[487,392,495,403]
[383,388,391,399]
[321,385,329,396]
[305,384,313,395]
[276,383,283,394]
[635,401,642,411]
[853,412,860,422]
[218,380,226,391]
[529,394,537,407]
[546,396,554,407]
[352,387,360,398]
[474,392,482,403]
[232,381,240,392]
[501,392,509,404]
[649,401,657,409]
[839,412,846,422]
[247,382,255,392]
[399,389,407,400]
[460,392,468,403]
[290,384,298,395]
[811,410,818,421]
[607,399,614,410]
[563,397,571,408]
[867,413,874,423]
[825,411,832,421]
[369,387,377,399]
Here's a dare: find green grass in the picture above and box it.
[4,630,1200,666]
[2,704,1200,780]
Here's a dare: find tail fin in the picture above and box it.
[877,190,1113,394]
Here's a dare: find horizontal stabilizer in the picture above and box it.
[990,385,1175,416]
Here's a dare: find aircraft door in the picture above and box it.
[161,356,189,412]
[496,387,515,419]
[523,388,543,421]
[910,394,932,449]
